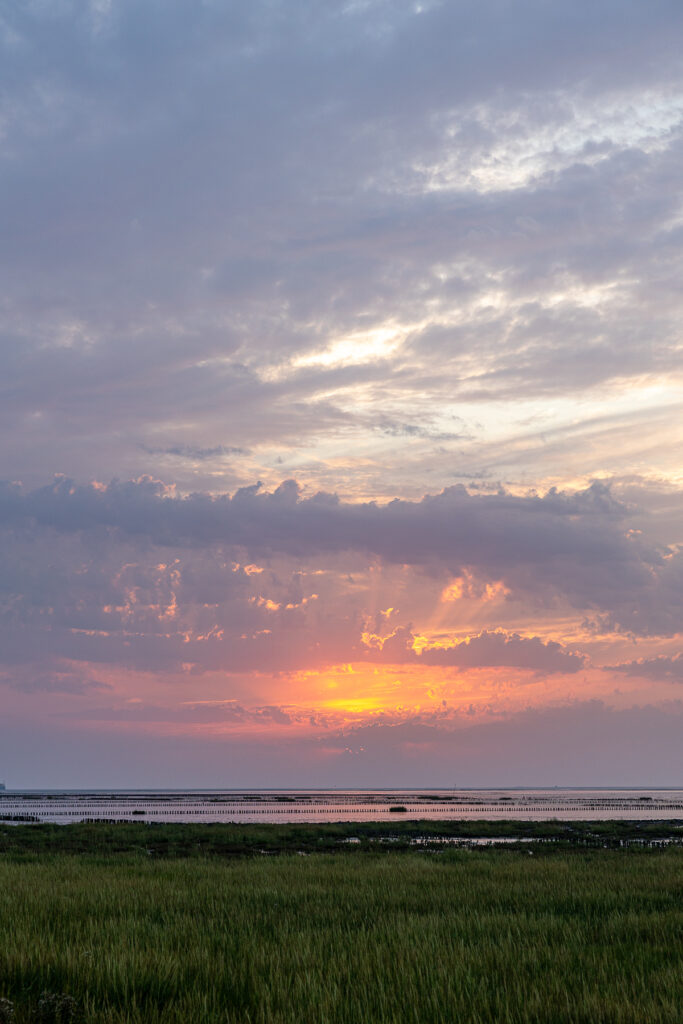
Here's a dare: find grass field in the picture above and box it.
[0,831,682,1023]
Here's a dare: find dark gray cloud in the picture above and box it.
[368,628,586,673]
[609,654,683,683]
[66,701,291,725]
[0,476,629,569]
[1,665,112,696]
[139,444,248,461]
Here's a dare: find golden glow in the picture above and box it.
[322,696,386,714]
[441,572,510,604]
[441,577,466,602]
[410,633,430,654]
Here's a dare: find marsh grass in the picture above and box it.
[1,818,682,859]
[0,848,681,1023]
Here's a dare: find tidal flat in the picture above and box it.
[0,825,682,1023]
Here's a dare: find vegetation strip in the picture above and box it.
[1,819,683,858]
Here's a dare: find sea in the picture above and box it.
[1,789,682,824]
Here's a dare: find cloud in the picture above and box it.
[0,476,656,588]
[139,444,248,461]
[2,665,112,695]
[66,700,292,725]
[0,476,679,680]
[368,628,586,673]
[609,653,683,683]
[0,475,678,690]
[0,476,629,569]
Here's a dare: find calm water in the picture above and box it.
[1,789,682,824]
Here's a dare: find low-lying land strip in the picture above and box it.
[1,817,682,856]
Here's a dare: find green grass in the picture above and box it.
[0,844,682,1023]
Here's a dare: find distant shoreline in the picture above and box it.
[3,788,683,825]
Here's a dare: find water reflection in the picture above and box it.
[1,788,683,824]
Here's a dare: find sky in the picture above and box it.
[1,0,682,788]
